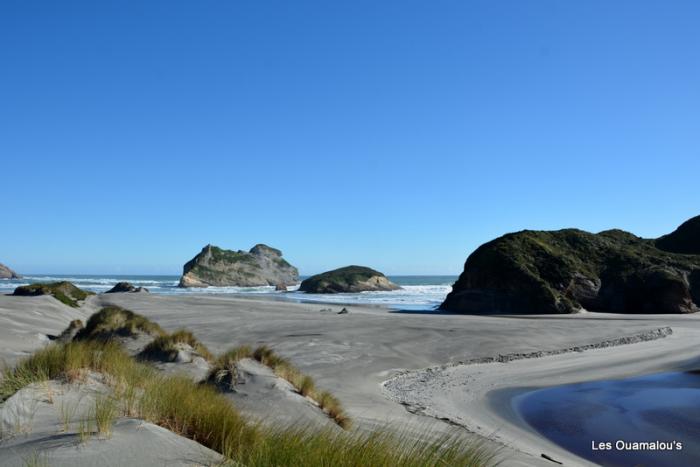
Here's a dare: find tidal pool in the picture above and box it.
[513,371,700,467]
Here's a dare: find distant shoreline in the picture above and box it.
[0,274,458,310]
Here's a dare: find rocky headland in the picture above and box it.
[179,244,299,288]
[441,215,700,314]
[655,215,700,255]
[299,266,400,293]
[0,262,20,279]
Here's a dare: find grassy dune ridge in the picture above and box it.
[0,308,495,467]
[209,344,351,428]
[75,306,165,340]
[12,281,94,308]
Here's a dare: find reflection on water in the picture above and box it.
[514,371,700,467]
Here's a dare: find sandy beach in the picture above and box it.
[2,292,699,465]
[4,0,699,464]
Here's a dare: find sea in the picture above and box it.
[0,274,457,310]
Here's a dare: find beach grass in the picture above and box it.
[252,344,351,427]
[206,345,253,390]
[94,395,118,438]
[78,416,94,444]
[58,397,79,432]
[243,427,495,467]
[21,451,49,467]
[139,329,214,362]
[208,344,350,428]
[74,306,165,341]
[1,339,494,466]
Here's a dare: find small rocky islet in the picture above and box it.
[105,281,149,293]
[179,243,299,288]
[8,217,699,315]
[299,266,400,293]
[441,215,700,314]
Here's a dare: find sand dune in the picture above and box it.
[0,376,222,467]
[2,292,700,465]
[0,295,87,366]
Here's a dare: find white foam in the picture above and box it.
[0,275,454,310]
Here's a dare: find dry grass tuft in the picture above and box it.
[94,395,118,438]
[316,390,351,429]
[206,345,253,390]
[139,329,213,362]
[251,344,350,428]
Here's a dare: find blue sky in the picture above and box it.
[1,1,698,275]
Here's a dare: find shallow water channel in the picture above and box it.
[513,370,700,466]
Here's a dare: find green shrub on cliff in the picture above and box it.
[299,266,399,293]
[442,221,700,315]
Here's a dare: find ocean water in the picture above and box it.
[514,371,700,467]
[0,274,456,310]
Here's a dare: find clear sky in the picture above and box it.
[1,1,698,275]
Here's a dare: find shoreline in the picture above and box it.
[0,280,453,312]
[382,325,700,466]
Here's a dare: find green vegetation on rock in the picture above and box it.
[442,217,700,315]
[179,244,299,287]
[299,266,400,294]
[208,245,259,265]
[12,281,93,307]
[656,215,700,255]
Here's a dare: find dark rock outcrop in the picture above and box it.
[179,244,299,288]
[105,282,149,293]
[0,263,20,279]
[13,281,94,308]
[299,266,400,294]
[441,218,700,315]
[656,215,700,255]
[690,270,700,306]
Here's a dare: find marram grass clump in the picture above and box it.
[207,344,347,425]
[0,340,149,402]
[206,345,253,390]
[253,345,316,396]
[139,329,214,362]
[74,306,165,341]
